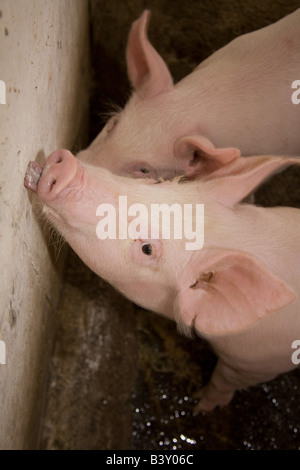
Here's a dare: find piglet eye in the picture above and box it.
[142,243,152,256]
[106,117,119,133]
[140,168,149,174]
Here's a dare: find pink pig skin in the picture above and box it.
[24,149,300,412]
[78,9,300,180]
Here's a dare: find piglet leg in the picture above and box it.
[193,360,237,413]
[193,359,278,413]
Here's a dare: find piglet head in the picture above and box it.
[24,149,184,316]
[24,149,298,335]
[82,10,243,182]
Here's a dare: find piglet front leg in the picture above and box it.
[193,360,236,413]
[193,359,278,413]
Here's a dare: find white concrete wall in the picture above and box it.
[0,0,90,449]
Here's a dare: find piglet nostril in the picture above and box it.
[49,178,57,191]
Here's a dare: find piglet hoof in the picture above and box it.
[192,384,234,414]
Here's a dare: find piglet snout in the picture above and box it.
[24,149,78,202]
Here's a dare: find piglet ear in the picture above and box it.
[174,135,241,178]
[175,250,295,337]
[126,10,173,98]
[205,155,300,207]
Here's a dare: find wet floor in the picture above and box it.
[131,307,300,450]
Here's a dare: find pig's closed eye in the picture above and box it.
[142,243,152,255]
[135,165,158,180]
[106,117,119,133]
